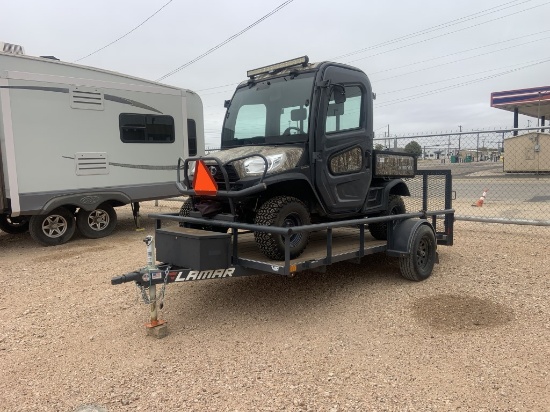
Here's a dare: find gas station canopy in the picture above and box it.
[491,85,550,119]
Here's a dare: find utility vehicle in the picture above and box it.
[178,56,415,260]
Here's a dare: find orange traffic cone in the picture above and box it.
[473,188,488,207]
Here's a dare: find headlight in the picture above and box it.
[244,154,285,176]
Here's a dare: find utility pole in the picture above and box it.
[458,125,462,152]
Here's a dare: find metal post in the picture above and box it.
[476,133,480,161]
[513,108,519,136]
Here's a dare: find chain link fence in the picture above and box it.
[160,127,550,226]
[379,127,550,226]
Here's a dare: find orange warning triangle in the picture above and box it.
[193,160,218,196]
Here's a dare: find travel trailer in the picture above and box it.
[0,42,204,245]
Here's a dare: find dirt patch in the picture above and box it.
[412,294,514,332]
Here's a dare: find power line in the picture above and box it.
[374,35,550,83]
[331,0,532,61]
[377,58,550,107]
[187,1,547,96]
[369,28,550,76]
[345,1,550,65]
[74,0,174,62]
[378,57,550,94]
[156,0,295,82]
[199,31,550,99]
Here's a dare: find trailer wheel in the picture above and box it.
[368,195,406,240]
[179,199,227,233]
[76,204,117,239]
[0,214,30,234]
[254,196,310,260]
[399,225,436,281]
[29,207,76,246]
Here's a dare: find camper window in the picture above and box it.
[187,119,197,156]
[119,114,175,143]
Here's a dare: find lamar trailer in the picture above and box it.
[111,169,453,337]
[0,42,204,246]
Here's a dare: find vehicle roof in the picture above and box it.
[0,51,192,93]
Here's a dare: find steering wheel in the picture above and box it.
[282,126,304,135]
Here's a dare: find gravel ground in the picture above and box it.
[0,201,548,412]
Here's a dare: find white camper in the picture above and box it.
[0,42,204,245]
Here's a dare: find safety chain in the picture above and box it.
[135,266,170,307]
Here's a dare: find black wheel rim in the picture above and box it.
[416,236,431,269]
[282,212,303,247]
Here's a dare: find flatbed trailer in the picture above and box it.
[112,170,454,337]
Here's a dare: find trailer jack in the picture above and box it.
[131,202,144,231]
[141,236,168,338]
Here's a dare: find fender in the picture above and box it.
[38,191,132,214]
[386,218,437,258]
[381,178,410,202]
[261,173,328,215]
[365,178,410,214]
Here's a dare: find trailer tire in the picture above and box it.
[76,203,117,239]
[399,225,436,281]
[0,214,30,234]
[29,207,76,246]
[179,199,227,233]
[254,196,310,260]
[368,195,406,240]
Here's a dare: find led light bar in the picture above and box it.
[247,56,309,78]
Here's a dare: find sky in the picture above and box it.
[2,0,549,148]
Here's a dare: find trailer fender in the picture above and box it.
[386,218,438,261]
[38,192,132,214]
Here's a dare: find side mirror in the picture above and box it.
[332,85,346,104]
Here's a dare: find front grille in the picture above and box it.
[208,164,240,190]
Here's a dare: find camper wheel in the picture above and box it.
[29,207,76,246]
[0,214,30,234]
[76,204,118,239]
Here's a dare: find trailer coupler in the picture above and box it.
[111,236,169,338]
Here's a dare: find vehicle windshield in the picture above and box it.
[221,72,315,148]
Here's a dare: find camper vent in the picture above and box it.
[75,152,109,176]
[1,42,25,55]
[70,87,104,111]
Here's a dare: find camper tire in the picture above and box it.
[399,224,436,281]
[0,214,30,234]
[29,207,76,246]
[76,203,117,239]
[253,196,310,261]
[368,195,406,240]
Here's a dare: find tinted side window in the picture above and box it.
[325,86,362,134]
[120,114,174,143]
[187,119,197,156]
